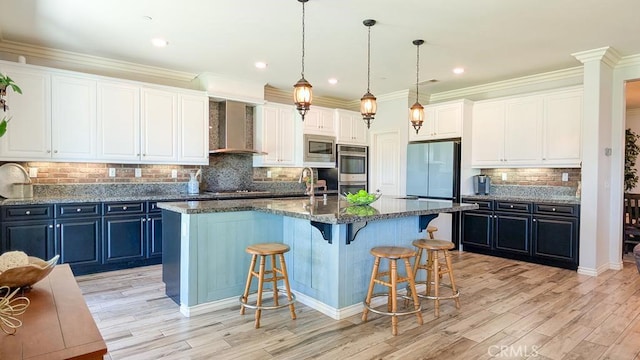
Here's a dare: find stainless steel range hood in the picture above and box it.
[209,100,266,155]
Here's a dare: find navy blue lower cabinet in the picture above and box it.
[0,219,55,260]
[56,217,102,274]
[532,216,579,269]
[103,215,146,264]
[147,212,163,259]
[461,212,492,248]
[493,213,531,255]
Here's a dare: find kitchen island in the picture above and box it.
[158,196,478,319]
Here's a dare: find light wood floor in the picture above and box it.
[76,252,640,360]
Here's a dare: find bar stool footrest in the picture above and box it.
[239,291,296,311]
[363,292,422,317]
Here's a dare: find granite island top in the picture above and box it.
[461,194,581,205]
[157,195,479,224]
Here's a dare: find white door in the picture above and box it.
[97,81,140,162]
[51,75,97,160]
[0,65,51,160]
[371,131,401,196]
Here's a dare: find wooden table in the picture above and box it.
[0,264,107,360]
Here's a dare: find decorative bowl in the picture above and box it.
[0,255,59,289]
[343,191,382,206]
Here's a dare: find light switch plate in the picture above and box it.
[29,168,38,177]
[171,169,178,178]
[108,168,116,177]
[562,173,568,182]
[267,170,272,178]
[135,168,142,178]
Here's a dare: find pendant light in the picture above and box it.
[360,19,377,129]
[410,39,425,134]
[293,0,312,121]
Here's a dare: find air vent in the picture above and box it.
[418,79,439,86]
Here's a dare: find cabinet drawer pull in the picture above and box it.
[142,218,147,222]
[77,208,82,212]
[533,219,537,222]
[510,205,514,208]
[123,206,128,211]
[48,225,53,228]
[552,208,556,212]
[25,210,31,215]
[56,224,61,228]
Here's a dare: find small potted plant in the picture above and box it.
[0,72,22,137]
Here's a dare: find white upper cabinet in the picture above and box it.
[140,88,178,163]
[471,87,582,168]
[254,103,299,167]
[336,109,367,145]
[303,106,336,136]
[51,75,98,160]
[0,60,209,165]
[178,94,209,164]
[97,81,141,162]
[409,100,468,142]
[0,64,51,160]
[542,88,582,166]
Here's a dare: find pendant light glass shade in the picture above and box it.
[293,0,312,121]
[410,39,425,134]
[360,19,377,128]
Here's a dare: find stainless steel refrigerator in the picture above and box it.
[406,139,461,201]
[406,139,462,246]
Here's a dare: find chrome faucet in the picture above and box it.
[298,167,315,198]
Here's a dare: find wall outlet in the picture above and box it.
[108,168,116,177]
[501,173,507,181]
[267,170,272,178]
[171,169,178,178]
[29,167,38,178]
[135,168,142,178]
[562,172,569,182]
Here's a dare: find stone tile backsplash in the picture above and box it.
[480,168,581,188]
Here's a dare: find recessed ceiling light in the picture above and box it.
[328,78,338,85]
[255,62,268,69]
[142,15,153,21]
[151,38,168,47]
[453,67,465,75]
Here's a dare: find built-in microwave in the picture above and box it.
[303,134,336,163]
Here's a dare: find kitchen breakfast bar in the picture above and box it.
[158,196,478,320]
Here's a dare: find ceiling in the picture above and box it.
[1,0,640,102]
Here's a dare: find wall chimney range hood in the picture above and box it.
[209,100,266,155]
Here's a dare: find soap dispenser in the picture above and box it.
[187,169,202,195]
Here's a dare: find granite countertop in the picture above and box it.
[157,195,479,224]
[461,194,581,205]
[0,190,339,206]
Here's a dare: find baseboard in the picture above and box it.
[577,262,611,276]
[609,260,624,270]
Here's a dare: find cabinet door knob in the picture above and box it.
[552,208,556,212]
[25,210,31,215]
[142,218,147,222]
[533,219,537,222]
[47,150,51,153]
[48,225,53,228]
[76,208,82,212]
[510,205,514,208]
[123,206,128,210]
[54,150,58,154]
[56,224,61,228]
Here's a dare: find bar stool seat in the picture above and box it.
[362,246,423,336]
[411,239,460,317]
[239,243,296,328]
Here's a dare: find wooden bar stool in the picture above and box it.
[426,226,438,240]
[411,239,460,317]
[362,246,423,336]
[239,243,296,328]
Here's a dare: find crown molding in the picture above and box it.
[572,46,621,68]
[429,66,584,103]
[616,53,640,69]
[264,85,356,110]
[0,40,197,82]
[376,89,411,102]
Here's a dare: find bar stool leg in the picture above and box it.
[362,256,381,322]
[270,254,279,307]
[444,250,461,309]
[240,254,258,315]
[390,258,399,336]
[278,253,296,320]
[403,258,423,326]
[254,255,266,328]
[425,250,434,298]
[433,251,440,317]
